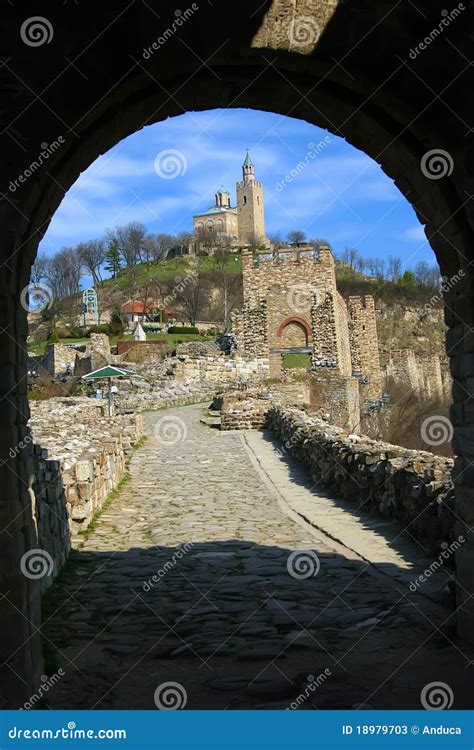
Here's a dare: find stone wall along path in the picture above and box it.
[42,406,472,710]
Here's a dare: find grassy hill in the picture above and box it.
[101,253,242,289]
[28,254,446,361]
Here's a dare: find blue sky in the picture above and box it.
[39,108,434,269]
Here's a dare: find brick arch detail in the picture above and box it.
[277,317,312,339]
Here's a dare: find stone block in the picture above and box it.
[75,461,91,482]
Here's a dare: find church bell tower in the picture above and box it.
[236,151,266,246]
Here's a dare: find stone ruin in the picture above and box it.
[28,333,116,378]
[231,246,382,426]
[385,349,451,401]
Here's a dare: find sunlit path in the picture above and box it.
[42,405,471,709]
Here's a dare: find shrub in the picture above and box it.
[206,327,218,336]
[168,325,199,334]
[87,324,110,336]
[48,331,60,343]
[360,379,453,457]
[65,327,85,338]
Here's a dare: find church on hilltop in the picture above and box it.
[193,151,268,249]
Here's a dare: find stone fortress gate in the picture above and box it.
[232,245,382,421]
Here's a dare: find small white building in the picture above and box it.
[134,322,147,342]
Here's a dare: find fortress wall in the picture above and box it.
[267,407,454,556]
[386,349,421,393]
[348,295,382,400]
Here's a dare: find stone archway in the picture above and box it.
[277,316,312,348]
[0,0,473,705]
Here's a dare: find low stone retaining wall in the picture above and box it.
[29,383,222,586]
[30,400,143,587]
[221,398,270,430]
[174,354,270,384]
[267,407,455,554]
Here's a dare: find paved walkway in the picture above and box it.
[44,405,473,710]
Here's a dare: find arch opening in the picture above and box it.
[1,1,473,708]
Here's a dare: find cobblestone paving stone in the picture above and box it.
[43,405,473,710]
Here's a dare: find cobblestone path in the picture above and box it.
[44,405,473,710]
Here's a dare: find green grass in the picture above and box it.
[103,257,193,288]
[102,254,242,289]
[27,332,212,354]
[77,473,131,545]
[134,435,148,450]
[197,254,242,273]
[282,353,311,369]
[147,332,212,343]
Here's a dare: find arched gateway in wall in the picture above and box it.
[277,316,312,349]
[0,0,473,705]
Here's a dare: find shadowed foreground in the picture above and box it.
[42,406,473,709]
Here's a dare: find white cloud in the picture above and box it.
[38,108,421,265]
[400,225,427,242]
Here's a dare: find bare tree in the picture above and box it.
[175,274,207,325]
[267,232,283,249]
[176,231,193,253]
[413,260,441,288]
[367,257,386,281]
[46,246,82,299]
[196,226,218,254]
[387,255,402,282]
[78,239,105,287]
[210,249,243,330]
[31,252,49,285]
[287,230,306,245]
[156,233,175,259]
[341,246,360,270]
[109,222,147,267]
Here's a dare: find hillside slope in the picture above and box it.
[29,255,447,360]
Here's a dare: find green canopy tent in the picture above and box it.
[82,365,135,416]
